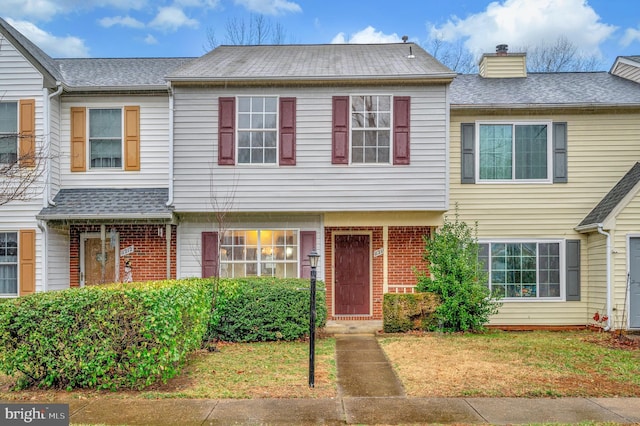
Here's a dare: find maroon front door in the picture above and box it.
[334,234,370,315]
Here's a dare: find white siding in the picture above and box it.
[59,95,171,188]
[46,226,69,291]
[0,35,48,294]
[172,85,448,212]
[611,62,640,84]
[177,213,323,279]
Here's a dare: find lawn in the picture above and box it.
[380,330,640,398]
[1,330,639,400]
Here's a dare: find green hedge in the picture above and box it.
[209,277,326,342]
[0,279,211,390]
[383,293,439,333]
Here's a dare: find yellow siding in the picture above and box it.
[478,55,527,78]
[611,192,640,329]
[450,110,640,326]
[586,233,607,318]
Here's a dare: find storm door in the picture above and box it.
[80,233,118,286]
[334,234,370,315]
[629,237,640,328]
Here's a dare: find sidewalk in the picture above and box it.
[3,334,640,425]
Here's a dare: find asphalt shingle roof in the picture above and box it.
[56,57,194,90]
[167,43,456,82]
[37,188,173,221]
[578,162,640,228]
[450,72,640,107]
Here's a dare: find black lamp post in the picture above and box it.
[308,249,320,388]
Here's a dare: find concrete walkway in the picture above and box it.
[3,333,640,425]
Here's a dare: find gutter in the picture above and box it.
[166,83,174,207]
[36,220,47,292]
[43,82,63,207]
[597,224,613,331]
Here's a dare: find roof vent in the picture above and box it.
[402,35,408,43]
[407,45,415,59]
[496,44,508,56]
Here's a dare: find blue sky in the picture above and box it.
[1,0,639,70]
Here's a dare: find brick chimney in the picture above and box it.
[479,44,527,78]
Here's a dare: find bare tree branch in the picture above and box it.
[0,134,47,206]
[204,14,291,51]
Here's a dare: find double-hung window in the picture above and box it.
[89,108,122,168]
[237,96,278,164]
[0,232,18,297]
[479,240,562,300]
[351,95,391,164]
[220,229,298,278]
[478,122,551,182]
[0,102,18,164]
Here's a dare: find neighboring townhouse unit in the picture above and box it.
[166,44,456,321]
[0,18,192,295]
[2,15,640,331]
[449,46,640,330]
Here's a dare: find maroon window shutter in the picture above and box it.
[279,97,296,165]
[202,232,219,278]
[393,96,410,165]
[299,231,317,279]
[332,96,349,164]
[218,97,235,165]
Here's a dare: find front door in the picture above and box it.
[630,237,640,328]
[334,234,370,315]
[81,234,118,286]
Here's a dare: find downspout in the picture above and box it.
[37,220,47,292]
[166,83,174,207]
[597,224,612,331]
[44,82,63,207]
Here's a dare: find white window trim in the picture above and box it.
[349,94,393,166]
[475,120,553,184]
[479,238,566,302]
[0,230,18,298]
[235,95,279,167]
[220,228,300,277]
[0,101,19,165]
[87,107,124,171]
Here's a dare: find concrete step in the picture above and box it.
[321,320,383,335]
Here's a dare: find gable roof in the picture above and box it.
[37,188,173,221]
[577,162,640,231]
[450,72,640,109]
[0,17,62,88]
[167,43,456,84]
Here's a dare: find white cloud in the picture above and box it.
[144,34,158,44]
[621,27,640,47]
[98,15,145,29]
[0,0,147,21]
[6,18,90,57]
[331,26,403,44]
[233,0,302,15]
[149,6,199,32]
[429,0,616,58]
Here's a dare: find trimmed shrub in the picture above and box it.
[0,279,211,390]
[208,277,326,342]
[383,293,439,333]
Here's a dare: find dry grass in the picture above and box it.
[380,330,640,397]
[2,330,639,401]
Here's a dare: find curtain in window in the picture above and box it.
[0,232,17,294]
[515,125,547,179]
[479,124,512,179]
[90,109,122,168]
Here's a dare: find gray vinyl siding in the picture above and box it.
[172,85,448,212]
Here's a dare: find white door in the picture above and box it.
[630,237,640,329]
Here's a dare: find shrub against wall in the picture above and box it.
[209,277,327,342]
[0,279,211,390]
[383,293,439,333]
